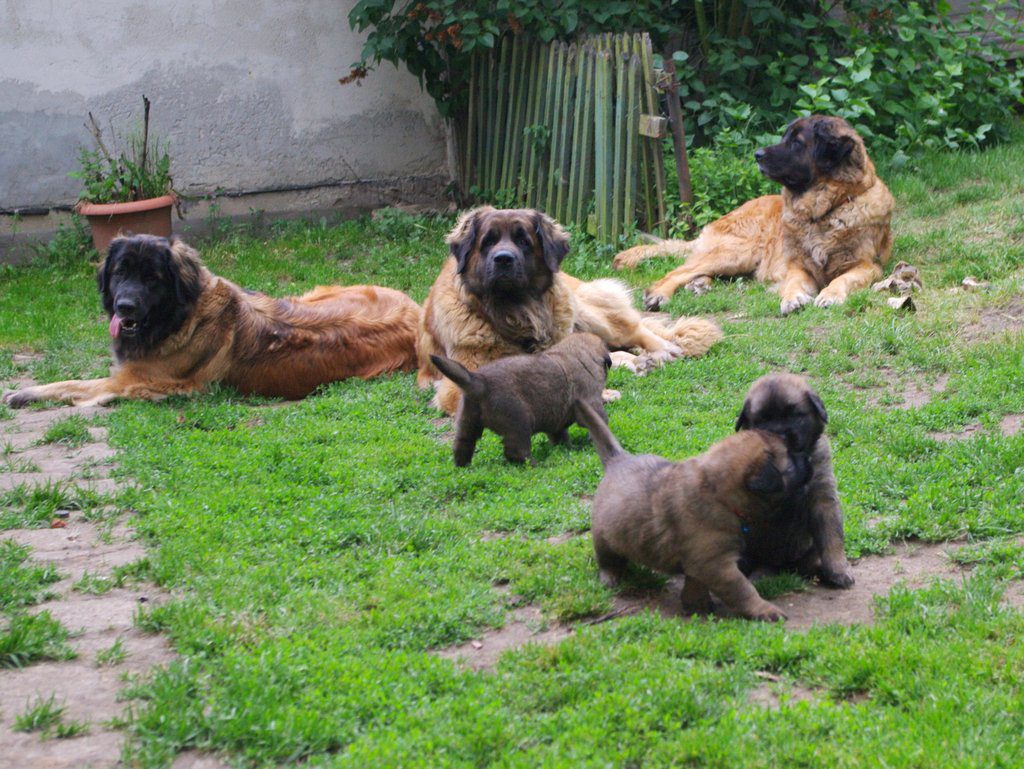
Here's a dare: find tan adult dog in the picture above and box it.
[613,115,894,315]
[417,207,723,414]
[3,235,421,407]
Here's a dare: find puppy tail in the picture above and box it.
[574,399,624,468]
[429,355,485,399]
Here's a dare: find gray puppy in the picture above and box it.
[576,400,812,621]
[735,373,854,587]
[430,332,610,466]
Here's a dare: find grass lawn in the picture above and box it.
[2,127,1024,767]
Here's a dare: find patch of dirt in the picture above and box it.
[434,604,573,671]
[0,396,229,768]
[1000,414,1024,437]
[928,423,984,442]
[960,295,1024,343]
[601,541,966,629]
[851,368,951,410]
[746,673,821,710]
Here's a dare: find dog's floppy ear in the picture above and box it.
[447,208,487,275]
[813,119,856,175]
[805,390,828,424]
[746,458,785,495]
[97,237,129,313]
[735,399,752,432]
[533,211,569,273]
[167,238,203,307]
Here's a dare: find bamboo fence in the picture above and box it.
[459,33,668,242]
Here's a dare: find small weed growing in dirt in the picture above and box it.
[73,570,117,595]
[0,612,75,668]
[53,719,91,739]
[14,694,65,733]
[0,540,61,610]
[754,572,808,600]
[39,415,93,448]
[96,637,128,667]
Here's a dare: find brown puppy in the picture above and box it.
[613,115,894,315]
[735,373,854,587]
[576,400,811,621]
[418,207,723,414]
[2,235,421,407]
[430,332,609,466]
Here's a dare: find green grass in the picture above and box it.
[0,540,61,610]
[96,637,128,667]
[39,414,93,448]
[2,129,1024,767]
[13,694,90,739]
[0,612,75,668]
[0,481,113,529]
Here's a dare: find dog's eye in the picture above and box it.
[513,229,531,248]
[482,231,499,248]
[791,138,804,149]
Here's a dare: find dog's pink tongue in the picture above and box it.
[109,314,122,339]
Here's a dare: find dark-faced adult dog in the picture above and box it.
[613,115,894,315]
[418,207,723,414]
[2,235,421,408]
[576,400,811,622]
[734,373,854,588]
[430,332,610,466]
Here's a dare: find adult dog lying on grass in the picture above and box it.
[613,115,894,315]
[418,206,723,415]
[2,234,421,407]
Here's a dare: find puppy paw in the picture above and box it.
[608,350,643,374]
[685,276,713,296]
[601,388,622,403]
[813,288,846,308]
[749,602,787,622]
[599,570,622,588]
[821,567,855,589]
[643,291,669,311]
[780,291,814,315]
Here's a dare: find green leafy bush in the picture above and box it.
[672,1,1023,154]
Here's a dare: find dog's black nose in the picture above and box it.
[754,149,766,162]
[115,299,136,317]
[491,250,515,266]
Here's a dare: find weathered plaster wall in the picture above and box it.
[0,0,447,212]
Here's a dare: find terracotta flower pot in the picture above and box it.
[76,194,175,254]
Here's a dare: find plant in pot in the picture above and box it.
[72,95,177,253]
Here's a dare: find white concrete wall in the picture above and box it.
[0,0,447,211]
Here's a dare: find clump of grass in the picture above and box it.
[39,415,93,448]
[0,611,76,668]
[14,694,66,733]
[0,481,113,529]
[73,570,117,595]
[0,540,61,610]
[96,637,128,667]
[754,572,808,601]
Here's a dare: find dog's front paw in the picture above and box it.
[780,291,814,315]
[2,388,35,408]
[612,247,644,270]
[821,566,855,589]
[685,276,713,296]
[750,602,788,622]
[813,287,847,308]
[601,388,622,403]
[643,291,669,311]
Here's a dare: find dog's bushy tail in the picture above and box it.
[429,355,485,399]
[641,315,723,358]
[574,399,625,468]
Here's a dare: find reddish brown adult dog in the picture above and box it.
[613,116,894,315]
[418,207,722,414]
[2,235,421,407]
